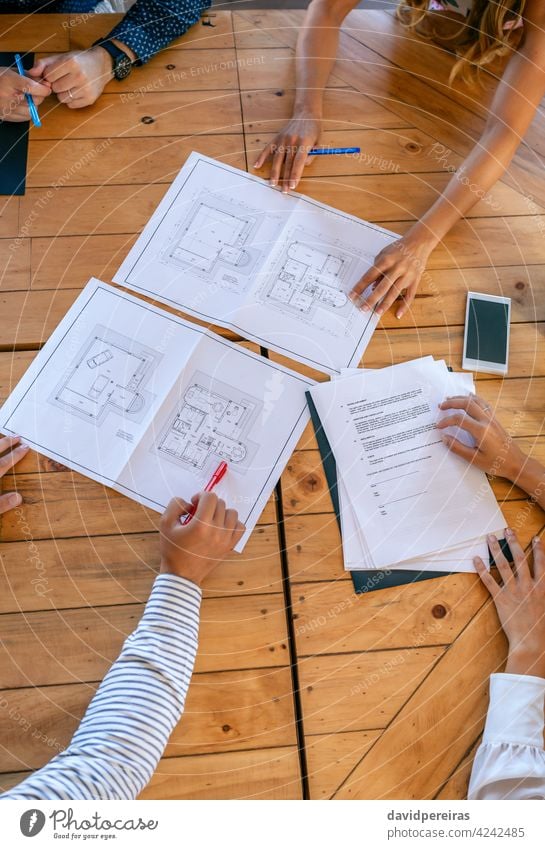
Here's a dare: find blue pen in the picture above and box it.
[14,53,41,128]
[309,147,360,156]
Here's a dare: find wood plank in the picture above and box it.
[19,184,166,239]
[284,498,545,585]
[0,239,31,294]
[68,11,235,51]
[299,648,444,735]
[31,234,135,292]
[0,198,20,240]
[249,128,461,178]
[333,600,506,799]
[0,14,70,52]
[0,470,277,541]
[293,575,485,656]
[236,47,346,92]
[0,772,28,793]
[435,738,480,800]
[0,289,79,348]
[34,91,243,140]
[0,524,283,615]
[233,11,291,49]
[0,592,289,689]
[0,666,295,772]
[138,746,302,799]
[241,87,411,133]
[306,730,380,799]
[298,173,545,222]
[26,135,245,188]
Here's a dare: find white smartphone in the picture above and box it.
[462,292,511,375]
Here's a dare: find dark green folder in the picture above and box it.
[0,53,33,196]
[306,391,449,594]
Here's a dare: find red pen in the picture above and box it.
[181,461,229,525]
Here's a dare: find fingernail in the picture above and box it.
[487,533,496,544]
[396,311,402,320]
[289,182,296,190]
[7,493,22,507]
[505,527,514,538]
[534,536,541,544]
[270,180,276,187]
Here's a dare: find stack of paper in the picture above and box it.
[309,357,506,573]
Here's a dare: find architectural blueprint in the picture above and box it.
[161,195,266,293]
[0,280,314,553]
[155,370,261,476]
[49,326,159,425]
[256,226,360,334]
[115,152,399,374]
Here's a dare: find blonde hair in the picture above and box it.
[397,0,526,82]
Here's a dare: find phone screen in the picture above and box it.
[466,298,509,365]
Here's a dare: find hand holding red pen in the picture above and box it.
[181,461,229,525]
[160,489,245,588]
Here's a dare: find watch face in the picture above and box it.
[115,55,132,80]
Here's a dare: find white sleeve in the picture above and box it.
[468,673,545,800]
[0,573,201,801]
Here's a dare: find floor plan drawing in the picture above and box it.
[257,226,360,331]
[50,326,160,425]
[155,370,261,475]
[161,193,269,291]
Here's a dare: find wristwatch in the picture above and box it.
[93,39,133,80]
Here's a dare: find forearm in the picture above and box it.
[415,124,521,247]
[510,456,545,512]
[468,673,545,800]
[1,574,201,800]
[107,0,212,63]
[293,0,358,117]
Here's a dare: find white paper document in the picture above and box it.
[114,152,399,375]
[0,279,315,551]
[311,359,505,571]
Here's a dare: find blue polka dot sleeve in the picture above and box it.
[107,0,213,64]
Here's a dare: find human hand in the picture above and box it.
[253,114,322,193]
[0,66,50,122]
[29,48,113,109]
[159,492,245,587]
[475,531,545,679]
[349,225,435,319]
[437,394,527,481]
[0,436,30,514]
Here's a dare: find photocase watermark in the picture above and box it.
[350,620,444,697]
[13,507,52,599]
[428,142,501,212]
[523,193,545,238]
[295,570,393,637]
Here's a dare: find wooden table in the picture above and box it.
[0,9,544,800]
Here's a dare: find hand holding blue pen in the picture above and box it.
[14,53,42,128]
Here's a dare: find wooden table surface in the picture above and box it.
[0,9,544,800]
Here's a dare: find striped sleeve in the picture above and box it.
[0,573,202,801]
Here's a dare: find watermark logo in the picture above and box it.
[20,809,46,837]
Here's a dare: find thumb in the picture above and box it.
[28,59,49,78]
[16,73,51,98]
[162,496,193,526]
